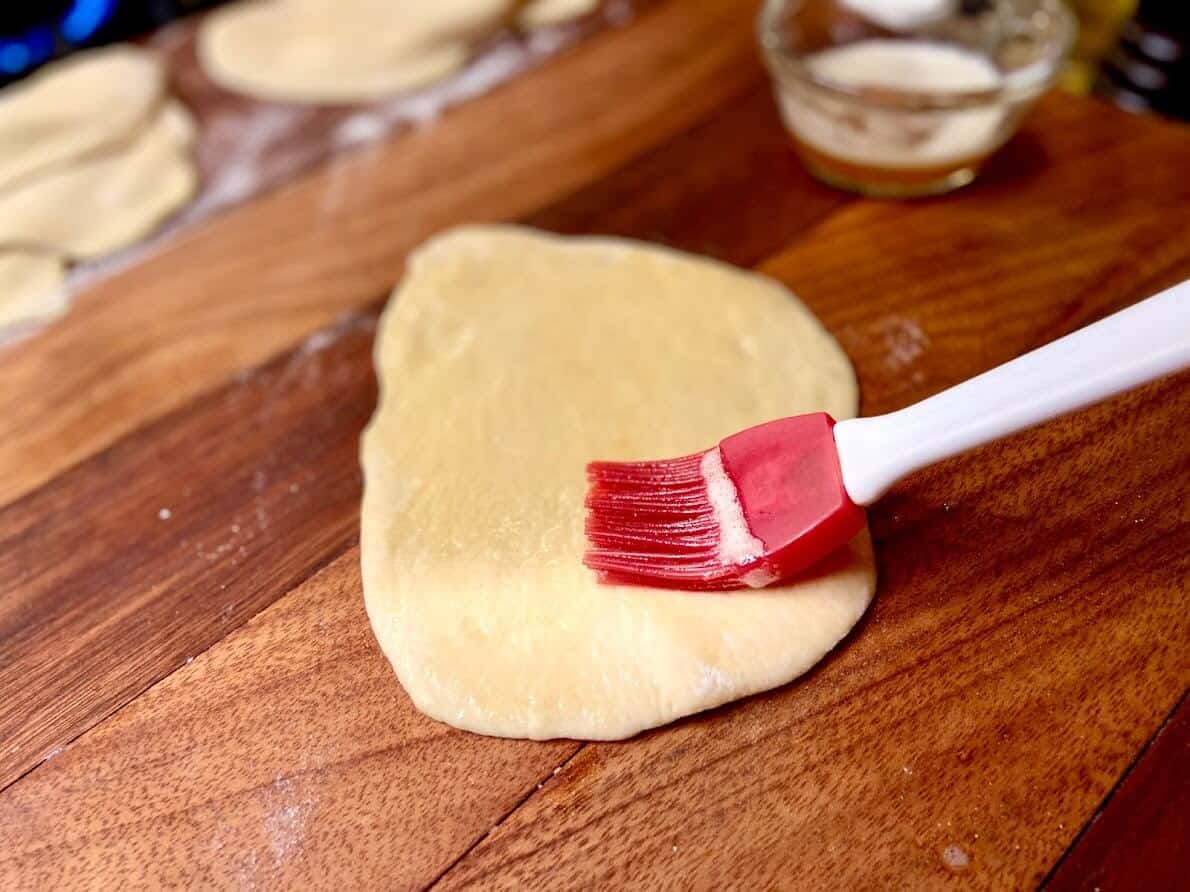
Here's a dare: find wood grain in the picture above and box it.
[433,100,1190,888]
[0,549,578,890]
[525,81,853,266]
[435,379,1189,892]
[0,0,767,508]
[1045,696,1190,892]
[762,99,1190,416]
[4,82,1169,808]
[0,44,822,796]
[0,313,376,790]
[0,2,1188,886]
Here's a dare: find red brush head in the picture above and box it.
[718,413,865,584]
[584,412,865,591]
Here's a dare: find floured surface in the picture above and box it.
[361,226,875,740]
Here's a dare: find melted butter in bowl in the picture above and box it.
[790,40,1004,190]
[759,0,1074,197]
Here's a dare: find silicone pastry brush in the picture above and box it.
[584,279,1190,591]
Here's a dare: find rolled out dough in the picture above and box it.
[198,0,511,103]
[0,252,67,330]
[0,102,197,260]
[0,45,164,193]
[361,226,875,740]
[518,0,601,28]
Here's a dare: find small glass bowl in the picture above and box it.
[759,0,1075,197]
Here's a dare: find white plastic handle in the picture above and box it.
[833,279,1190,506]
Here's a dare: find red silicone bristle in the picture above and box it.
[582,414,867,592]
[584,449,743,591]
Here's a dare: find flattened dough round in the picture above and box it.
[0,45,164,193]
[0,252,67,330]
[198,0,510,103]
[361,226,875,740]
[0,102,197,259]
[518,0,600,28]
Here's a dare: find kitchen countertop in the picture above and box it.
[0,1,1187,888]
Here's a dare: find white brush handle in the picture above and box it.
[833,279,1190,506]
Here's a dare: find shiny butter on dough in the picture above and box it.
[0,101,197,260]
[198,0,512,104]
[360,226,876,740]
[0,44,164,193]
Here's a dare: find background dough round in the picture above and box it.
[0,45,164,193]
[0,252,68,330]
[0,102,197,260]
[199,0,511,104]
[361,226,876,741]
[518,0,600,29]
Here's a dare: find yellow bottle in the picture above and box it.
[1061,0,1137,92]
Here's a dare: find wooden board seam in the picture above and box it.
[0,530,361,799]
[0,68,775,519]
[4,76,1188,885]
[0,304,383,519]
[0,42,843,793]
[424,745,587,891]
[4,186,1172,819]
[1039,688,1189,888]
[429,509,1188,886]
[0,198,865,791]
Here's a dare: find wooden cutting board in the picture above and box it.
[0,1,1187,888]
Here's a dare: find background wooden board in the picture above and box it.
[0,0,756,508]
[0,0,1187,888]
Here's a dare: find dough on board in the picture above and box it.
[0,102,197,260]
[0,253,68,330]
[518,0,601,28]
[0,45,164,193]
[360,226,876,740]
[198,0,512,103]
[0,46,196,332]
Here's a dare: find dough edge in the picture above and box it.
[360,225,876,740]
[0,100,198,259]
[196,0,506,103]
